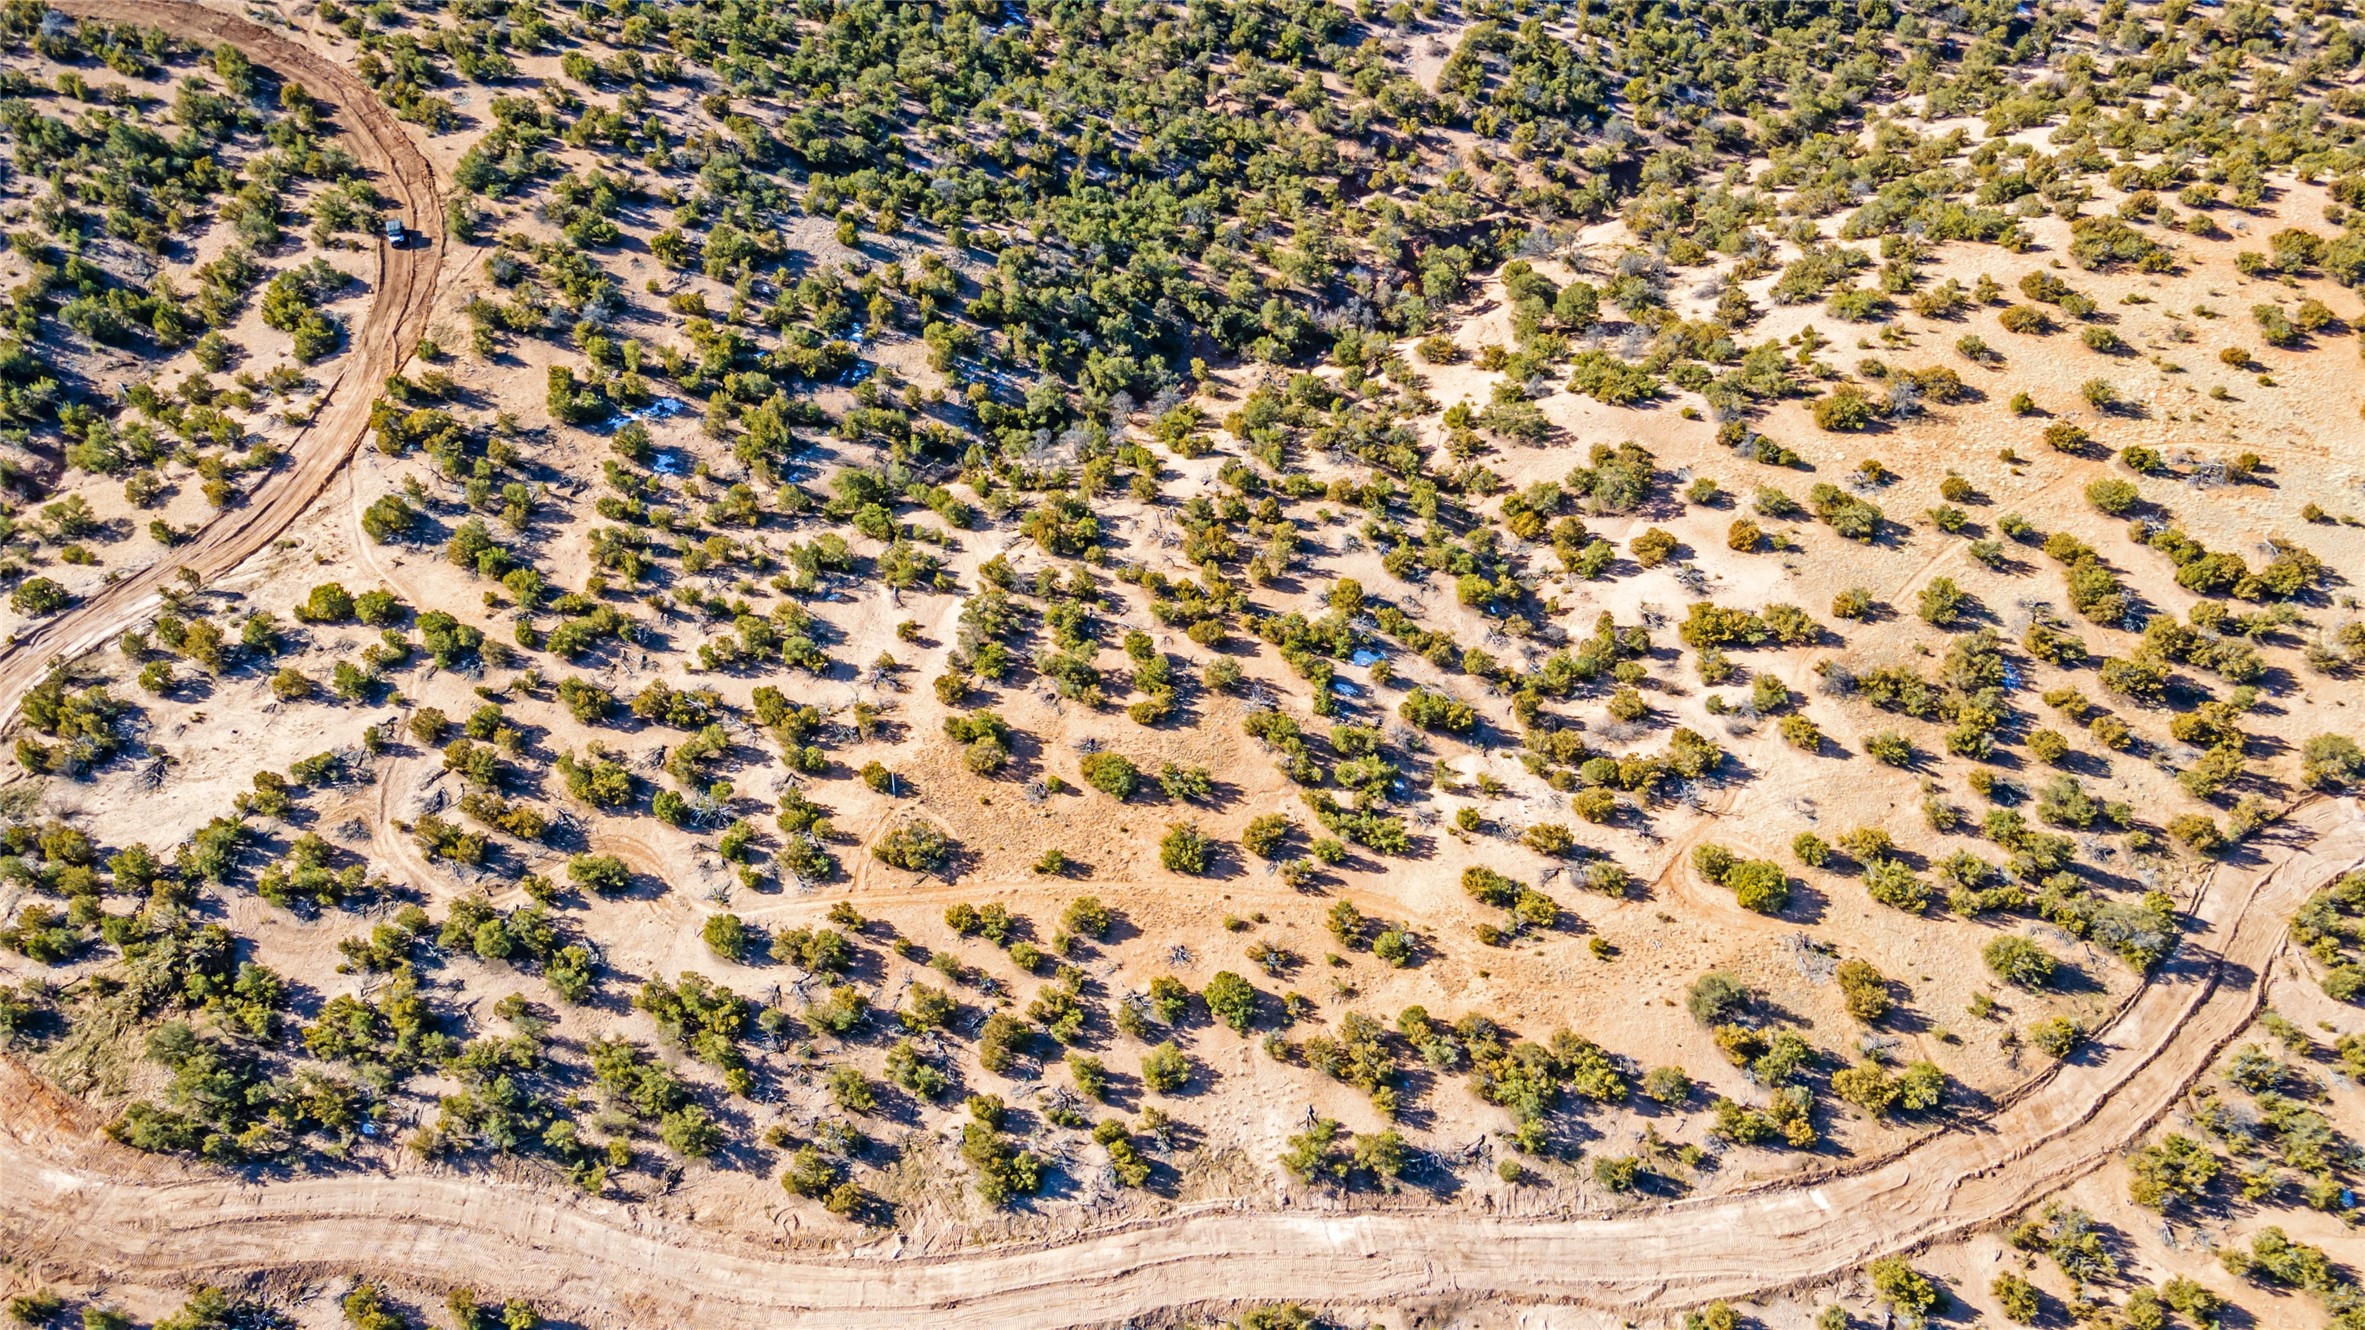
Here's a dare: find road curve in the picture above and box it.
[8,800,2353,1325]
[0,0,442,720]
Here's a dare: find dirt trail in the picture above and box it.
[0,0,442,721]
[7,801,2353,1324]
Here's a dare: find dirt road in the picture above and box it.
[0,0,442,721]
[8,797,2351,1324]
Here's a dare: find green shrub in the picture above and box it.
[1992,1272,2040,1324]
[1864,730,1913,765]
[2029,1015,2084,1058]
[1685,971,1749,1025]
[2301,734,2365,790]
[1726,859,1790,913]
[1079,751,1139,799]
[1916,577,1969,626]
[1812,383,1876,430]
[874,821,951,872]
[1866,1257,1945,1329]
[1792,832,1830,867]
[2085,477,2140,515]
[1159,822,1211,874]
[294,582,356,623]
[1983,935,2057,988]
[702,913,752,962]
[1399,687,1476,732]
[9,578,67,616]
[1203,970,1256,1032]
[1864,859,1928,912]
[1140,1041,1191,1092]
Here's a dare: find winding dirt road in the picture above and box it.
[0,0,442,720]
[8,796,2353,1324]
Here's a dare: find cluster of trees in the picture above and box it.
[0,14,376,523]
[13,0,2365,1273]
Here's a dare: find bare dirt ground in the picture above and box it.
[0,0,443,722]
[7,800,2354,1326]
[3,5,2364,1325]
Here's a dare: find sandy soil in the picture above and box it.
[2,5,2363,1325]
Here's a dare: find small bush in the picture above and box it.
[1726,859,1790,913]
[1685,971,1749,1025]
[1792,832,1830,867]
[1159,822,1212,874]
[2029,1015,2084,1058]
[1983,935,2057,988]
[1812,383,1877,431]
[1868,1257,1946,1328]
[1241,813,1292,859]
[874,821,951,872]
[1079,752,1139,799]
[1631,527,1678,567]
[1917,577,1969,626]
[1837,959,1889,1022]
[2085,478,2139,515]
[1999,304,2051,334]
[9,578,67,616]
[1864,730,1913,765]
